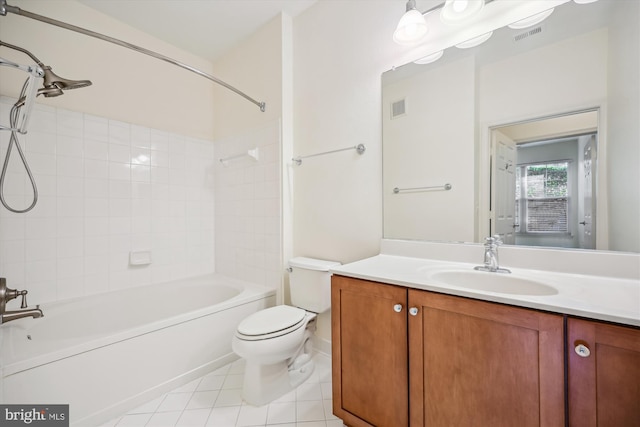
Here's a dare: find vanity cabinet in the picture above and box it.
[567,317,640,427]
[331,276,409,427]
[331,275,564,427]
[408,287,564,427]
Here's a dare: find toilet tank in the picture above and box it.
[289,257,341,313]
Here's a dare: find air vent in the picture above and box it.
[391,98,406,119]
[514,25,543,42]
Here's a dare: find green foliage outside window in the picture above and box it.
[516,162,570,233]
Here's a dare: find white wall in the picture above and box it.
[607,1,640,253]
[292,0,402,264]
[292,0,410,344]
[383,56,476,242]
[478,29,608,125]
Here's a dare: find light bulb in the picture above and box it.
[441,0,484,24]
[394,8,428,45]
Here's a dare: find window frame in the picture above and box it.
[515,160,573,236]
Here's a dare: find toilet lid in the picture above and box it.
[237,305,306,337]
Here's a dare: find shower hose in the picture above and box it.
[0,77,39,213]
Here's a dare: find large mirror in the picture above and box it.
[382,0,639,253]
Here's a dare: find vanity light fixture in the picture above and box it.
[455,31,493,49]
[573,0,599,4]
[393,0,490,46]
[440,0,485,24]
[414,50,444,64]
[393,0,429,45]
[508,8,555,30]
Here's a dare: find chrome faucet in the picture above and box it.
[474,236,511,274]
[0,277,43,325]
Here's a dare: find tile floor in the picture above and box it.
[101,353,345,427]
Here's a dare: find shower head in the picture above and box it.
[0,39,92,94]
[41,65,92,91]
[39,85,64,98]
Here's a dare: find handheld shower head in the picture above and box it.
[41,65,92,91]
[13,86,63,109]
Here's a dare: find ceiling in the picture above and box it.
[78,0,318,61]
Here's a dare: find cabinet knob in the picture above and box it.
[409,307,419,316]
[393,304,403,313]
[574,343,591,358]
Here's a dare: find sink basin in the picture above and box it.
[428,270,559,296]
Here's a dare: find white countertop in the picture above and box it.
[331,254,640,327]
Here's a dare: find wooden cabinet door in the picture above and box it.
[408,290,564,427]
[332,275,409,427]
[568,317,640,427]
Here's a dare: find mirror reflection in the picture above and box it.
[491,110,598,250]
[382,0,639,253]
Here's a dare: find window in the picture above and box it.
[515,161,570,233]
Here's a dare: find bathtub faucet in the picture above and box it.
[0,277,43,325]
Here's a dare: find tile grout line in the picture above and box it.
[111,354,338,426]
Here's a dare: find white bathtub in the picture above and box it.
[0,274,275,426]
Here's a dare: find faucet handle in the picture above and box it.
[1,283,27,307]
[483,235,503,247]
[18,290,28,308]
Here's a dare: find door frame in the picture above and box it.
[477,106,606,247]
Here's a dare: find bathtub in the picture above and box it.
[0,274,276,426]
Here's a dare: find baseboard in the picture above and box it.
[312,335,332,357]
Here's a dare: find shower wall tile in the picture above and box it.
[27,152,57,175]
[131,125,151,149]
[84,115,109,142]
[56,110,84,139]
[57,135,84,157]
[25,131,57,155]
[108,120,131,146]
[29,106,56,134]
[0,97,216,304]
[214,120,282,289]
[84,140,109,160]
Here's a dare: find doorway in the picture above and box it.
[490,110,598,249]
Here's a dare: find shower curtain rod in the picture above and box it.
[0,0,266,112]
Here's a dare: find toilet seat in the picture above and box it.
[236,305,307,341]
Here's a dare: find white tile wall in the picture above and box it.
[0,97,217,304]
[214,121,282,289]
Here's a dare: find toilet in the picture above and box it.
[232,257,340,406]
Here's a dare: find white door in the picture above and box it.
[580,135,597,249]
[491,130,517,244]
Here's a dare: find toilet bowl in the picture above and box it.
[231,257,340,406]
[232,305,317,406]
